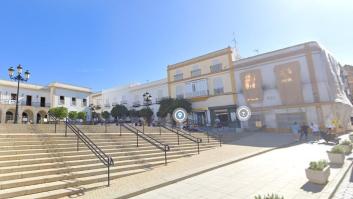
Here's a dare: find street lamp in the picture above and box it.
[8,64,30,124]
[143,92,152,106]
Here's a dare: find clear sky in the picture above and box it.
[0,0,352,91]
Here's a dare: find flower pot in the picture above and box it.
[349,134,353,142]
[340,145,352,154]
[327,152,345,165]
[305,166,330,184]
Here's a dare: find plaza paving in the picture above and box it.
[133,138,353,199]
[77,132,294,199]
[333,164,353,199]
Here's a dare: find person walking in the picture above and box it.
[291,122,300,141]
[300,122,309,141]
[310,122,320,142]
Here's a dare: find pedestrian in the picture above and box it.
[291,122,300,141]
[300,122,309,141]
[310,122,320,142]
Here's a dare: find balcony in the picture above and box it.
[120,100,128,105]
[0,100,51,108]
[132,101,141,107]
[213,88,224,95]
[210,63,223,73]
[58,100,65,105]
[191,69,201,77]
[185,90,209,98]
[174,73,183,81]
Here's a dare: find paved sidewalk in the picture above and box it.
[77,132,294,199]
[134,141,352,199]
[332,163,353,199]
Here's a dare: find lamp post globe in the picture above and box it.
[7,64,30,124]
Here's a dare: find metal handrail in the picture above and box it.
[160,125,202,154]
[122,123,170,165]
[48,113,114,186]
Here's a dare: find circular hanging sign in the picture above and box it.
[173,108,188,123]
[236,106,252,121]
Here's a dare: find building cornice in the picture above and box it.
[48,82,92,93]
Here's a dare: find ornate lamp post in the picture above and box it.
[143,92,152,107]
[8,65,30,124]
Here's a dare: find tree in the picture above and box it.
[139,107,154,125]
[128,109,139,118]
[77,111,87,121]
[68,111,78,120]
[48,107,68,119]
[101,111,110,121]
[157,97,192,118]
[111,104,128,121]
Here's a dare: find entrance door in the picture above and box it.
[26,95,32,106]
[196,112,206,126]
[40,97,46,107]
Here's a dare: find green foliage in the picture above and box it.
[254,194,284,199]
[128,109,139,118]
[111,105,128,120]
[101,111,110,120]
[49,107,68,119]
[330,145,345,154]
[340,139,352,146]
[157,98,192,118]
[139,107,154,124]
[68,111,78,120]
[308,160,328,171]
[77,111,87,120]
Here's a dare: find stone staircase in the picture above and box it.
[0,123,220,199]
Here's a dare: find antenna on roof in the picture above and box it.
[232,32,241,60]
[254,49,259,55]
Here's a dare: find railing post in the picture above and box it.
[77,135,79,151]
[197,141,200,154]
[136,131,139,147]
[219,133,222,147]
[164,148,167,165]
[143,123,145,133]
[105,122,107,133]
[108,164,110,187]
[159,125,161,135]
[120,123,122,136]
[177,131,180,145]
[54,121,57,133]
[207,131,209,143]
[65,118,67,137]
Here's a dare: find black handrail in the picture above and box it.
[182,128,222,147]
[48,113,114,186]
[47,114,58,133]
[160,125,202,154]
[122,123,170,165]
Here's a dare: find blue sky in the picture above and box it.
[0,0,352,91]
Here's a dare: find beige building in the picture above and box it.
[94,41,352,132]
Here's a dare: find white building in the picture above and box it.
[0,80,92,123]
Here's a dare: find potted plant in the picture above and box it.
[340,140,352,154]
[327,145,345,165]
[305,160,330,184]
[349,133,353,142]
[254,194,284,199]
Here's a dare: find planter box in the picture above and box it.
[305,166,330,184]
[327,152,345,165]
[349,134,353,142]
[340,145,352,155]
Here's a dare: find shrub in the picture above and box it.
[111,105,128,121]
[101,111,110,121]
[68,111,78,120]
[330,145,345,154]
[340,140,352,146]
[308,160,328,171]
[49,107,68,119]
[254,194,284,199]
[139,107,154,125]
[77,111,87,120]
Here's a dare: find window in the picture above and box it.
[191,65,201,77]
[279,68,293,83]
[213,77,224,95]
[71,97,76,106]
[185,79,208,98]
[59,96,65,105]
[82,98,87,106]
[26,95,32,106]
[176,85,184,99]
[11,93,16,100]
[210,63,222,73]
[174,70,183,81]
[244,74,256,90]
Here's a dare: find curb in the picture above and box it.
[328,158,353,199]
[118,140,297,199]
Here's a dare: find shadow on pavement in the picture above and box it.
[300,182,325,193]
